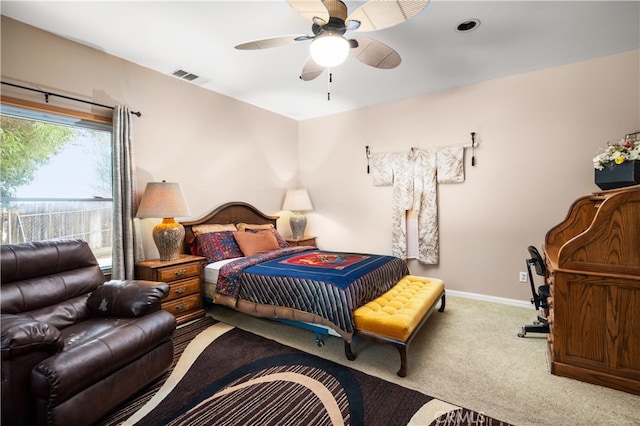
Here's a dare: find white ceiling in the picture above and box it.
[2,1,639,121]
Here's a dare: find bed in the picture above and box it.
[181,202,409,343]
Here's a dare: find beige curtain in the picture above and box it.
[111,105,143,279]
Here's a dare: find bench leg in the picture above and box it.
[439,293,446,312]
[344,341,356,361]
[394,343,408,377]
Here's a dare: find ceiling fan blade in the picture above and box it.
[347,0,429,32]
[349,37,401,69]
[235,35,307,50]
[300,57,325,81]
[288,0,329,24]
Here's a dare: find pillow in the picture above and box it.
[87,280,169,317]
[196,231,244,262]
[187,237,200,256]
[246,227,289,248]
[233,230,280,256]
[236,223,274,232]
[192,223,236,236]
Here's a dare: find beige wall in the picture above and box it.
[1,17,299,259]
[298,50,640,300]
[3,17,639,301]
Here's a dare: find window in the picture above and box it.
[1,103,113,268]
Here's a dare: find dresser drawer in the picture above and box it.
[164,277,201,303]
[162,293,202,317]
[156,262,200,282]
[135,255,205,325]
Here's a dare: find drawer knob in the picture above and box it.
[175,269,187,276]
[174,287,187,294]
[175,303,187,312]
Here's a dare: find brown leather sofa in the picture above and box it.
[1,239,177,425]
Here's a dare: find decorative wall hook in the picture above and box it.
[471,132,477,166]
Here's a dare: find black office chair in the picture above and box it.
[518,245,551,337]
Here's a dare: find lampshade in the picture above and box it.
[282,189,313,212]
[136,181,191,219]
[282,189,312,240]
[136,181,191,261]
[310,34,350,68]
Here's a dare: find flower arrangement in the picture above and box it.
[593,133,640,170]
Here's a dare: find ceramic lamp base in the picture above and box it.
[153,218,185,261]
[289,214,307,240]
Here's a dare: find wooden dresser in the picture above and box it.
[135,254,206,325]
[543,185,640,395]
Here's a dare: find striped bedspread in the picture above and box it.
[216,249,409,334]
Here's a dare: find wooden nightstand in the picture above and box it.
[286,236,317,247]
[135,254,205,325]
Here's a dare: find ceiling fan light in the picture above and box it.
[310,34,350,67]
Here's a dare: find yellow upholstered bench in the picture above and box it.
[345,275,445,377]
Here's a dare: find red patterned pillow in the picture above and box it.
[245,227,290,248]
[196,231,243,263]
[187,237,199,256]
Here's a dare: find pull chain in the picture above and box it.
[327,72,333,101]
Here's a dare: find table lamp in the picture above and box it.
[136,181,191,261]
[282,188,313,240]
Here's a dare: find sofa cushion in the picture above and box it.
[30,310,176,403]
[87,280,169,317]
[1,240,106,328]
[0,239,100,283]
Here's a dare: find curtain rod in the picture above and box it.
[1,81,141,117]
[411,132,478,165]
[365,132,479,173]
[410,133,478,151]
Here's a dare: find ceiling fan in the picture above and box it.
[235,0,430,81]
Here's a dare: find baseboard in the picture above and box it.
[446,289,532,308]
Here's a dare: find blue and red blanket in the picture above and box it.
[215,248,408,335]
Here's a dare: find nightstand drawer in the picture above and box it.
[156,262,200,282]
[135,254,205,325]
[162,293,202,317]
[164,277,201,303]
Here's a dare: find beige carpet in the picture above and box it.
[208,295,640,426]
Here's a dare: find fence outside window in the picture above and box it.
[1,199,112,267]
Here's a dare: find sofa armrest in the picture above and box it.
[87,280,170,317]
[1,314,64,360]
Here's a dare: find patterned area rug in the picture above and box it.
[97,316,219,425]
[98,316,511,426]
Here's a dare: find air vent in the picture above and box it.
[170,69,210,86]
[172,69,199,81]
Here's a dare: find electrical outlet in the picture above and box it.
[519,272,528,283]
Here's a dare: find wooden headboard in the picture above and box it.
[180,202,279,254]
